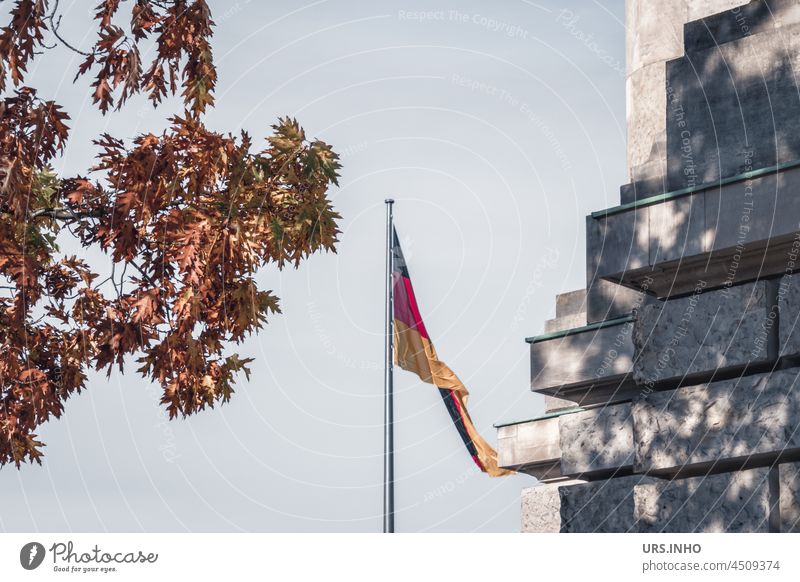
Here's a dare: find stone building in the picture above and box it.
[497,0,800,532]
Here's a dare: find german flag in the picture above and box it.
[392,228,512,477]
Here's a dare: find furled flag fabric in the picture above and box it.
[391,228,512,477]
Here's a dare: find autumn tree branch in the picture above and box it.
[29,206,105,220]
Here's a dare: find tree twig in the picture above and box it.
[45,1,94,57]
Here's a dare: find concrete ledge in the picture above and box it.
[635,468,773,533]
[497,403,635,479]
[497,416,563,480]
[590,164,800,298]
[530,316,637,406]
[544,394,580,414]
[632,369,800,475]
[632,281,774,388]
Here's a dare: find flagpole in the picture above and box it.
[383,198,395,534]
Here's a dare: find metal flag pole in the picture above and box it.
[383,198,395,534]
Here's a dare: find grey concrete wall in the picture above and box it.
[632,370,800,475]
[513,1,800,534]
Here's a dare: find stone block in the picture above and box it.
[635,468,773,532]
[521,481,585,533]
[559,403,634,477]
[632,370,800,475]
[556,289,587,318]
[778,273,800,358]
[632,281,774,387]
[779,462,800,532]
[560,474,654,533]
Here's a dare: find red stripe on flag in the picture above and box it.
[392,273,429,339]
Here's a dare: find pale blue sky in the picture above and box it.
[0,0,627,532]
